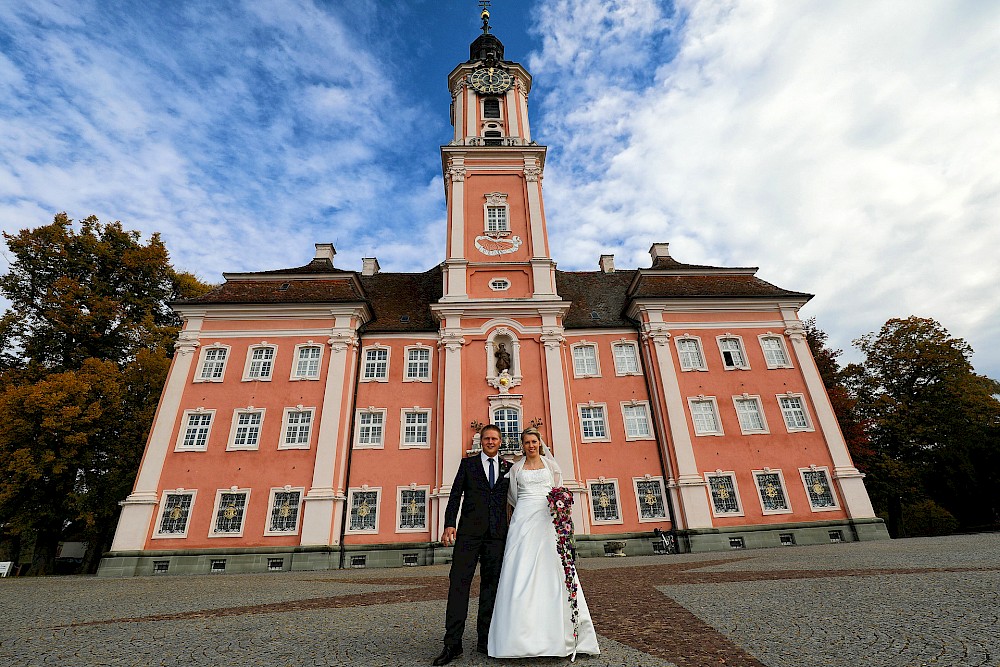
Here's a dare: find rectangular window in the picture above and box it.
[635,479,667,520]
[293,345,322,379]
[760,336,791,368]
[405,347,431,380]
[612,343,640,375]
[245,346,276,380]
[801,468,839,510]
[689,399,722,436]
[779,395,812,431]
[589,481,621,523]
[572,344,599,376]
[348,489,379,532]
[676,337,707,371]
[754,471,791,514]
[622,403,652,439]
[212,491,249,535]
[734,397,768,434]
[362,347,389,381]
[580,405,608,440]
[486,205,508,232]
[398,488,428,531]
[718,337,749,370]
[179,411,213,450]
[281,409,313,449]
[267,489,302,533]
[706,473,742,516]
[199,347,228,381]
[229,410,263,450]
[401,410,430,448]
[493,407,521,455]
[156,492,194,536]
[356,410,386,448]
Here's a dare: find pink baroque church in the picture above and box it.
[99,23,888,577]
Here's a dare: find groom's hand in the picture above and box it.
[442,527,457,546]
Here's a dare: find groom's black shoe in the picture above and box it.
[432,645,463,665]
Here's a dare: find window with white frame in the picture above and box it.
[801,468,839,510]
[759,335,792,369]
[355,409,386,448]
[621,402,653,440]
[486,205,509,232]
[266,488,303,534]
[292,344,322,379]
[197,345,229,382]
[706,472,743,516]
[634,477,667,521]
[243,345,276,381]
[398,487,428,531]
[688,397,723,436]
[676,336,707,371]
[753,470,792,514]
[280,408,314,449]
[612,342,640,375]
[348,488,380,532]
[733,396,768,434]
[177,409,214,450]
[155,491,196,537]
[211,489,249,536]
[778,395,813,432]
[572,343,599,377]
[404,346,431,381]
[589,480,622,523]
[579,404,609,441]
[400,409,430,448]
[362,346,389,381]
[493,406,521,455]
[718,336,749,370]
[228,409,264,450]
[489,277,510,291]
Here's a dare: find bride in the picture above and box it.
[488,428,600,659]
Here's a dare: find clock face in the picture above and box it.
[470,67,513,94]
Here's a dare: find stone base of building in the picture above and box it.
[97,520,890,577]
[678,517,891,552]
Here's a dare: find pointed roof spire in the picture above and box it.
[470,0,505,62]
[479,0,492,34]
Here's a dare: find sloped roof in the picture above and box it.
[179,276,364,305]
[555,270,637,328]
[360,266,443,333]
[629,273,811,300]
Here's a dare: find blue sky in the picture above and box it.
[2,0,999,380]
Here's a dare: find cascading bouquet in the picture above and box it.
[546,486,579,658]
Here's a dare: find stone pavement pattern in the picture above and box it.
[1,533,998,667]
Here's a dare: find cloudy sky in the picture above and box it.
[1,0,998,379]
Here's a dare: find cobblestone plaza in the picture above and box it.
[3,533,998,667]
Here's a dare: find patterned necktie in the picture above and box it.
[488,457,495,488]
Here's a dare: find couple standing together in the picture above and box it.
[433,425,601,664]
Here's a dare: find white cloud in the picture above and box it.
[530,0,1000,378]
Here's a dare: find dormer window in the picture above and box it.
[483,98,501,118]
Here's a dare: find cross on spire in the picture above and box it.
[479,0,492,34]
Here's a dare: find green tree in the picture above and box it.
[0,213,210,574]
[851,317,1000,535]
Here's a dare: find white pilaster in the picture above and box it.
[785,320,877,518]
[300,316,358,545]
[465,88,476,142]
[448,158,466,259]
[438,324,467,535]
[110,324,202,551]
[505,89,520,139]
[524,160,546,258]
[642,315,714,529]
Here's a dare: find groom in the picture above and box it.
[433,424,510,665]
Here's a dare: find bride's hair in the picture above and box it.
[520,427,550,456]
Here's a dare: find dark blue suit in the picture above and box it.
[443,454,510,648]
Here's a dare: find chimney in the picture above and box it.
[599,254,615,273]
[361,257,381,276]
[314,243,336,264]
[649,243,670,264]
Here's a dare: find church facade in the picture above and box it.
[99,25,888,577]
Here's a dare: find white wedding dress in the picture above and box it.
[488,467,600,658]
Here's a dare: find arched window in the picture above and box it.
[483,98,501,118]
[493,407,521,455]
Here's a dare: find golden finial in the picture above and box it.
[479,0,492,34]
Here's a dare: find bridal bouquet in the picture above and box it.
[546,486,579,645]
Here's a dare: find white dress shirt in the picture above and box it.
[480,451,500,482]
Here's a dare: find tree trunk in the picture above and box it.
[27,530,60,576]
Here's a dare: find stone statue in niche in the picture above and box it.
[495,342,512,373]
